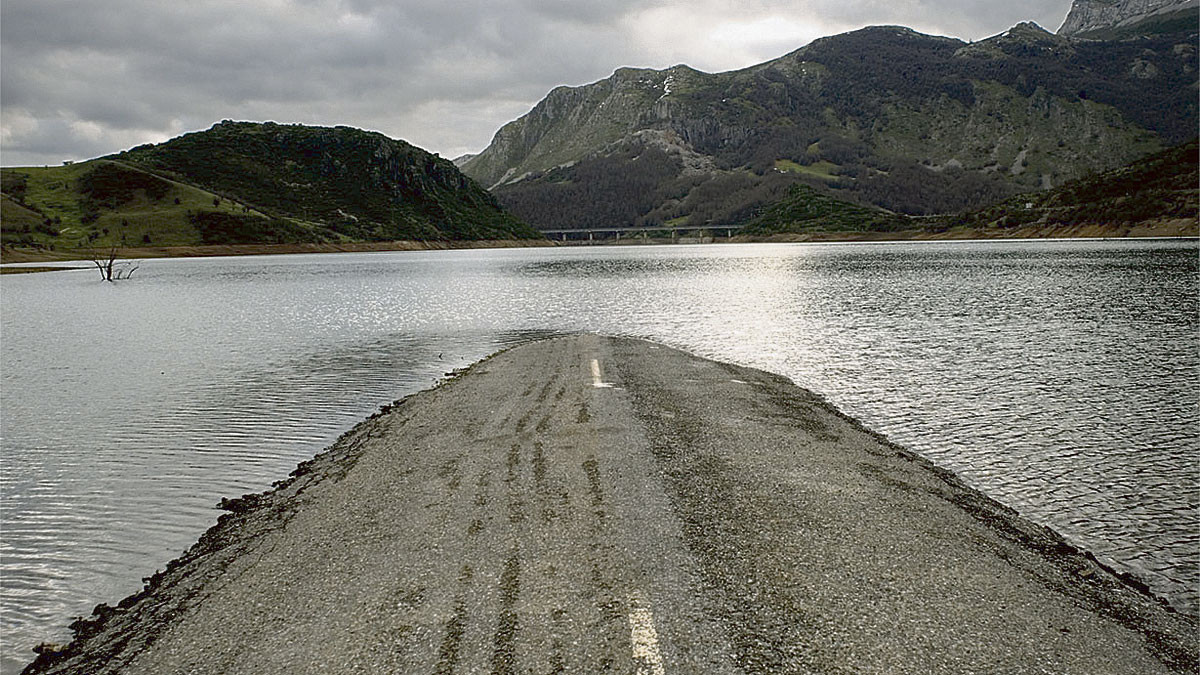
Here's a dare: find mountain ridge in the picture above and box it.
[463,20,1194,232]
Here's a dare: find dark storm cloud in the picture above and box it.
[0,0,1072,166]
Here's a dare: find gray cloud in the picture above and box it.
[1,0,1071,166]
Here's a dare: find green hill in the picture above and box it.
[112,121,538,241]
[738,184,911,235]
[0,122,540,257]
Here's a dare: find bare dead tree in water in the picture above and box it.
[86,247,139,281]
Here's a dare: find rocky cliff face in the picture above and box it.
[463,65,705,190]
[1058,0,1196,35]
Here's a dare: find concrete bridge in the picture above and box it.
[540,225,739,242]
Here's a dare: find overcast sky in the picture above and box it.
[1,0,1073,167]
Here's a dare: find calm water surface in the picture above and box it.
[1,240,1197,672]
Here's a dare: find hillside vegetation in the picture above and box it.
[739,184,911,236]
[1,122,540,258]
[946,138,1198,232]
[730,138,1197,239]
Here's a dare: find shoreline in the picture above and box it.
[3,219,1195,265]
[579,220,1198,246]
[23,336,1197,674]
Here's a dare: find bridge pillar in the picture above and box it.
[588,231,594,241]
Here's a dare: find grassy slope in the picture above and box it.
[1,160,324,252]
[774,159,840,182]
[1,194,45,230]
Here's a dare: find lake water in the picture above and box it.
[1,239,1196,672]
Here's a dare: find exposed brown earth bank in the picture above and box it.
[24,336,1197,674]
[0,266,83,275]
[0,239,555,264]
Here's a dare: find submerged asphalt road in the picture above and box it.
[26,335,1197,674]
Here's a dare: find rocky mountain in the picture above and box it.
[0,122,540,254]
[1058,0,1197,37]
[462,20,1197,231]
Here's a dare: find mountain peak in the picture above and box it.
[989,21,1067,46]
[1010,21,1054,35]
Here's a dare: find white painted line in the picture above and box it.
[591,359,613,388]
[629,596,666,675]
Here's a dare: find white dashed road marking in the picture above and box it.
[591,359,613,388]
[629,595,666,675]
